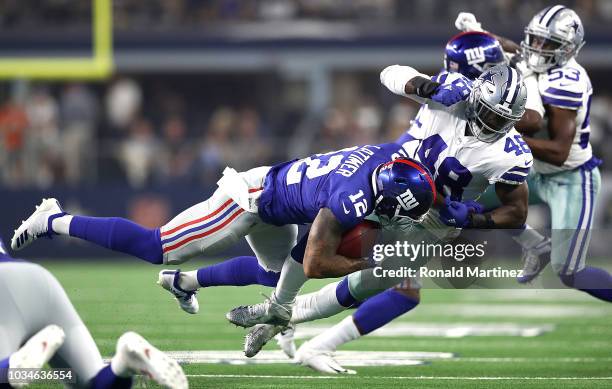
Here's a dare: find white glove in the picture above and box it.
[455,12,483,32]
[514,58,534,79]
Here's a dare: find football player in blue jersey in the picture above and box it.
[0,237,187,389]
[457,6,611,303]
[11,141,442,319]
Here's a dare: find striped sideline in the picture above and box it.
[185,374,612,381]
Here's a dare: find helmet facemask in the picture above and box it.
[466,82,521,143]
[374,196,427,232]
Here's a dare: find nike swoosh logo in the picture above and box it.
[342,202,351,214]
[525,159,533,166]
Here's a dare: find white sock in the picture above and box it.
[110,353,131,378]
[291,281,346,324]
[513,224,547,250]
[307,315,361,352]
[178,270,200,291]
[51,214,73,235]
[273,258,308,305]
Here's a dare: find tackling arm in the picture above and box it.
[489,33,521,54]
[516,109,543,135]
[523,106,576,166]
[302,208,369,279]
[476,182,528,228]
[380,65,438,102]
[380,65,470,107]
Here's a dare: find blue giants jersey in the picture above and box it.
[258,143,407,230]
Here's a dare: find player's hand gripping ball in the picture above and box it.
[337,220,381,258]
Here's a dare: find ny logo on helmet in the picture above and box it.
[464,47,486,66]
[397,189,419,211]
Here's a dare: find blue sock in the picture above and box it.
[197,256,280,287]
[0,357,9,388]
[290,232,309,264]
[90,365,132,389]
[352,289,419,335]
[69,216,162,264]
[335,277,358,307]
[560,266,612,303]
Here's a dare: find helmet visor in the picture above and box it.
[521,30,566,72]
[470,100,516,143]
[526,34,563,51]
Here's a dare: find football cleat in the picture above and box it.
[294,341,356,375]
[114,332,187,389]
[517,237,552,284]
[275,324,297,359]
[157,270,199,314]
[8,325,66,388]
[226,293,291,328]
[244,324,285,358]
[11,198,66,251]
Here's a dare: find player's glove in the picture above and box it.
[430,81,471,107]
[439,198,479,228]
[463,200,485,215]
[509,54,534,78]
[411,76,471,107]
[455,12,483,32]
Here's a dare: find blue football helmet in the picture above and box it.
[445,31,506,80]
[374,158,436,231]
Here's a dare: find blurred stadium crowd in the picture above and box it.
[2,73,612,190]
[0,72,419,188]
[2,0,612,28]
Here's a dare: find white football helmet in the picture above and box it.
[521,5,585,73]
[465,65,527,143]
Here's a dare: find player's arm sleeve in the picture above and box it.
[488,150,533,186]
[540,73,586,111]
[380,64,433,105]
[524,75,545,117]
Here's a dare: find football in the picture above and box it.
[337,220,381,258]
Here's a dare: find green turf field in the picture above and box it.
[35,260,612,388]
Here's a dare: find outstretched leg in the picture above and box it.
[12,187,258,267]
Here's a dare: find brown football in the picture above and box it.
[337,220,381,258]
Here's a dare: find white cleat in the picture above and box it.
[275,325,296,359]
[11,198,65,251]
[158,269,199,314]
[226,293,291,328]
[115,332,188,389]
[517,237,552,284]
[9,325,66,388]
[294,341,356,375]
[244,324,285,358]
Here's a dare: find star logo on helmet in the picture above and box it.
[481,69,500,84]
[481,69,501,89]
[571,21,579,31]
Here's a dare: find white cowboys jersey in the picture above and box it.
[524,58,594,174]
[395,71,533,203]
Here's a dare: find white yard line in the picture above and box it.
[185,374,612,381]
[156,351,612,366]
[296,322,554,339]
